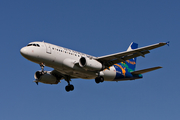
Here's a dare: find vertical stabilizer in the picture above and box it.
[125,42,138,71]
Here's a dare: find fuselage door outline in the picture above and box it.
[45,43,51,54]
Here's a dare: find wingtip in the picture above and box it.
[166,41,170,46]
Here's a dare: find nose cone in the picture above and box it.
[20,47,28,57]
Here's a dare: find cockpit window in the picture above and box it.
[27,44,40,47]
[27,44,32,46]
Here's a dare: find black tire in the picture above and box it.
[95,76,104,83]
[70,85,74,91]
[100,76,104,82]
[95,77,100,84]
[65,85,70,92]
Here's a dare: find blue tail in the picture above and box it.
[114,42,138,80]
[124,42,138,71]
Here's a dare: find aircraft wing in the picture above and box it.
[95,42,167,67]
[51,69,77,80]
[50,70,65,80]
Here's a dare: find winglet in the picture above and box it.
[166,41,170,46]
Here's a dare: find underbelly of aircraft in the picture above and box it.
[50,61,139,81]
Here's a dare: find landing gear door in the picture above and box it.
[45,43,51,54]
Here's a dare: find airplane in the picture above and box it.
[20,41,168,92]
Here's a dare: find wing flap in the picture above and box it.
[131,66,162,74]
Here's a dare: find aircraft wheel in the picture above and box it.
[69,85,74,91]
[99,76,104,82]
[65,84,74,92]
[95,77,100,84]
[95,76,104,84]
[65,85,70,92]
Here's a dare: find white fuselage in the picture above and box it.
[20,42,117,81]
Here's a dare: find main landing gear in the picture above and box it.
[64,76,74,92]
[65,84,74,92]
[95,72,104,84]
[95,76,104,84]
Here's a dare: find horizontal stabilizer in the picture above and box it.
[131,66,162,74]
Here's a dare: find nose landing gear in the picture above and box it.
[40,63,45,74]
[35,63,45,85]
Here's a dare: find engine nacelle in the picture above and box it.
[79,57,103,71]
[34,71,59,84]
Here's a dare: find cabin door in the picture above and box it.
[45,43,51,54]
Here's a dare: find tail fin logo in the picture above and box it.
[127,42,138,51]
[126,60,136,65]
[115,64,126,77]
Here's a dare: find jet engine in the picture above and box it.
[34,71,60,84]
[79,57,103,71]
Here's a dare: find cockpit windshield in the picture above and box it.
[27,44,40,47]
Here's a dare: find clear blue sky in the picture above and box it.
[0,0,179,120]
